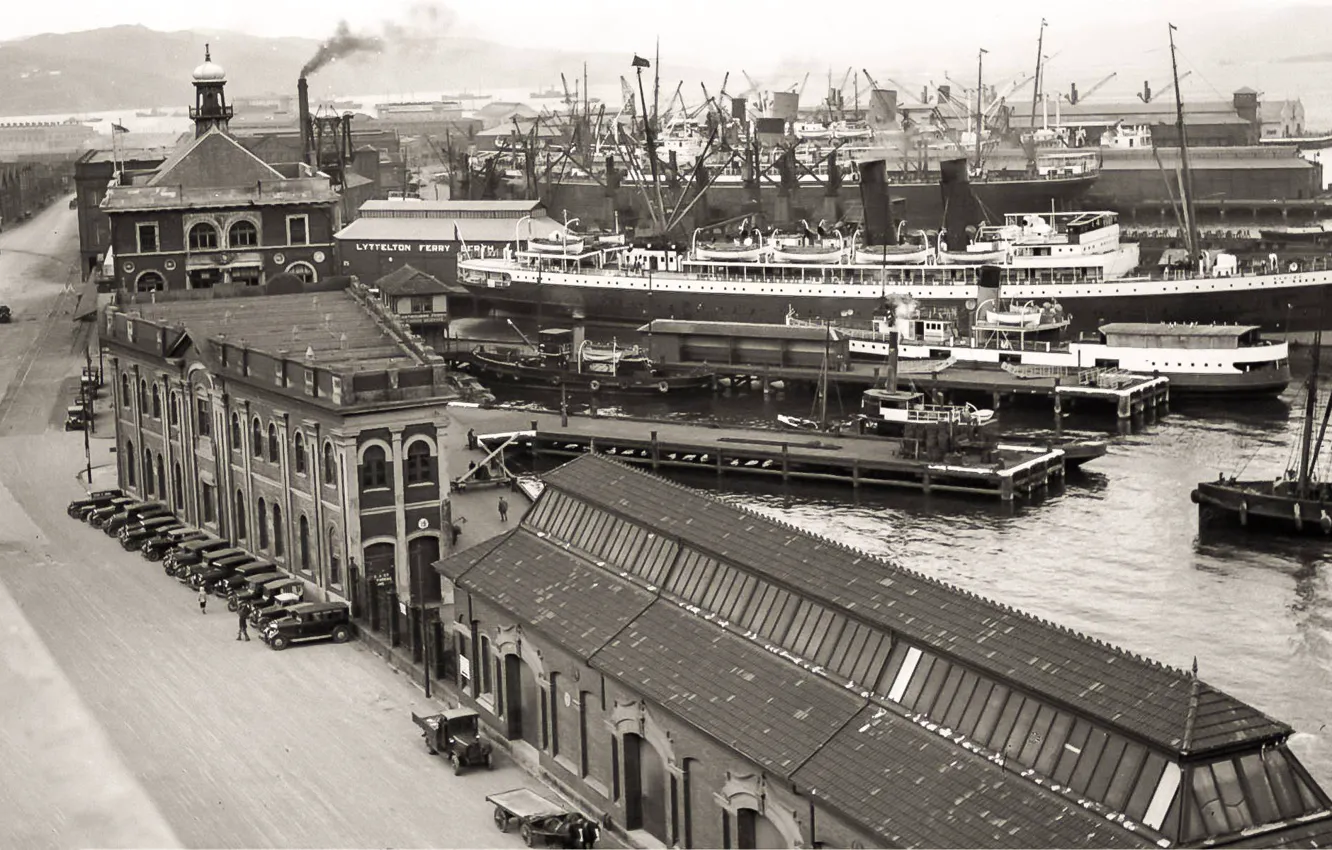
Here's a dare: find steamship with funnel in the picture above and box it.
[457,157,1332,335]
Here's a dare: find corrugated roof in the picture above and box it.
[591,602,864,776]
[1230,814,1332,847]
[446,528,656,658]
[793,705,1150,849]
[541,455,1291,755]
[1099,323,1260,338]
[360,199,543,215]
[335,216,566,244]
[129,289,422,373]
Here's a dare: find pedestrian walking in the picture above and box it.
[466,428,477,450]
[498,496,509,522]
[236,602,251,641]
[197,587,208,614]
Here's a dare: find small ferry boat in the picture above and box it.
[796,300,1292,395]
[462,329,714,396]
[1192,331,1332,535]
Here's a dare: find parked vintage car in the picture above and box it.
[412,708,494,774]
[141,526,208,561]
[0,305,10,323]
[119,515,184,550]
[164,536,231,574]
[67,489,123,519]
[190,553,259,593]
[177,547,248,585]
[101,501,170,535]
[219,566,283,602]
[84,496,137,526]
[64,404,89,431]
[261,601,353,650]
[245,578,305,622]
[250,596,309,630]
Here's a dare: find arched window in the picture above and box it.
[267,422,279,463]
[286,261,317,283]
[124,439,136,486]
[328,525,342,586]
[405,440,433,485]
[194,394,211,437]
[272,504,284,557]
[234,490,247,539]
[151,384,161,419]
[228,219,258,248]
[299,515,311,572]
[360,445,388,490]
[138,379,148,411]
[257,497,269,549]
[135,271,165,292]
[169,392,180,426]
[173,462,183,507]
[230,413,242,451]
[323,441,338,484]
[143,447,154,496]
[251,417,263,458]
[294,433,306,474]
[187,222,219,251]
[121,373,131,406]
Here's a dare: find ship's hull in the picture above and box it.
[538,173,1099,230]
[1193,481,1332,536]
[460,352,714,395]
[460,265,1332,336]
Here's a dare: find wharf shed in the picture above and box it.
[437,453,1332,849]
[334,199,565,286]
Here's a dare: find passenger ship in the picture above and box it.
[456,211,1332,334]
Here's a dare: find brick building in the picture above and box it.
[99,50,341,292]
[100,279,458,660]
[73,148,170,278]
[438,454,1332,849]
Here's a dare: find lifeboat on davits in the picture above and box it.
[771,244,845,263]
[528,235,585,254]
[695,243,764,262]
[855,244,930,265]
[939,247,1008,265]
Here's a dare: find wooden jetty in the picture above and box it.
[458,408,1068,501]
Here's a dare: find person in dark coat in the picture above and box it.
[498,496,509,522]
[467,428,477,450]
[236,602,251,641]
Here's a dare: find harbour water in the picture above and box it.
[482,369,1332,789]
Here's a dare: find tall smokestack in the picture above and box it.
[298,77,313,167]
[886,330,899,391]
[858,160,896,246]
[940,158,980,251]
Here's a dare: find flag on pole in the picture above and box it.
[1169,22,1177,30]
[631,54,651,69]
[111,122,129,134]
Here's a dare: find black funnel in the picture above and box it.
[940,158,980,251]
[858,159,896,246]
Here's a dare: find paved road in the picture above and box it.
[0,203,544,849]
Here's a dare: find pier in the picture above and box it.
[456,408,1068,501]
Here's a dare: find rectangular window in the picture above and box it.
[973,684,1011,745]
[958,679,994,739]
[136,222,159,253]
[1068,728,1109,794]
[987,693,1026,754]
[1033,710,1074,776]
[913,657,952,714]
[1004,699,1044,763]
[1087,736,1128,802]
[930,665,968,723]
[942,670,979,730]
[1126,752,1169,822]
[409,296,432,314]
[286,214,309,245]
[195,398,211,436]
[1053,719,1092,786]
[201,482,216,523]
[1105,741,1148,812]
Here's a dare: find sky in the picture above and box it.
[2,0,1297,73]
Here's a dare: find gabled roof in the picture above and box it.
[541,455,1290,755]
[794,705,1148,848]
[148,127,282,188]
[373,264,463,296]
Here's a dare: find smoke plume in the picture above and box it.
[301,3,458,77]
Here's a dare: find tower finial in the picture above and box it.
[205,43,211,62]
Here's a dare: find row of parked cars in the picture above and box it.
[67,490,353,650]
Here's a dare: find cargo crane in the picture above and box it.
[1066,72,1117,105]
[1138,71,1191,103]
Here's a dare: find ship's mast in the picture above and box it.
[976,48,987,166]
[1298,329,1322,498]
[1168,23,1201,268]
[1029,19,1047,129]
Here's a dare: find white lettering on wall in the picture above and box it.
[352,242,455,253]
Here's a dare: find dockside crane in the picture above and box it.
[1066,72,1117,104]
[1138,71,1191,103]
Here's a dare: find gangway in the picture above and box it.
[451,430,535,491]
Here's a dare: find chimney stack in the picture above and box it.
[298,76,313,166]
[857,159,896,246]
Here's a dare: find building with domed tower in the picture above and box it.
[100,48,341,292]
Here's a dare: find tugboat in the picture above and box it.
[1192,330,1332,536]
[463,327,715,396]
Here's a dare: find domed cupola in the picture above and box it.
[189,44,233,137]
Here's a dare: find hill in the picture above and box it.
[0,25,717,116]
